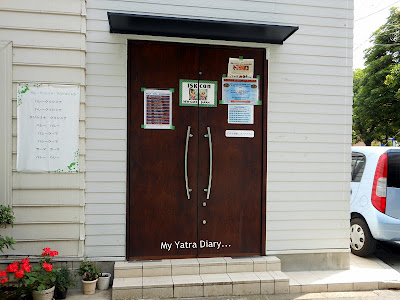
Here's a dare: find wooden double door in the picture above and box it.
[128,41,266,259]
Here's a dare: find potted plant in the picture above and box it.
[24,248,59,300]
[97,271,111,290]
[54,266,75,299]
[78,261,100,295]
[1,248,59,300]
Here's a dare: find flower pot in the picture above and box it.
[97,272,111,290]
[54,287,68,299]
[82,278,98,295]
[32,286,55,300]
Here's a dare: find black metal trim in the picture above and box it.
[108,12,298,44]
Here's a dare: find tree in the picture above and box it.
[353,7,400,145]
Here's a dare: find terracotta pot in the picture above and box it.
[97,272,111,290]
[32,286,55,300]
[82,278,98,295]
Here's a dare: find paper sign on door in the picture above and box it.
[228,105,254,124]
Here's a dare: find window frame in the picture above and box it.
[351,152,366,183]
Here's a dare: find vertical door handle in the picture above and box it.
[185,126,193,200]
[204,126,213,200]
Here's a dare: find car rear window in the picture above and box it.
[387,152,400,188]
[352,152,366,182]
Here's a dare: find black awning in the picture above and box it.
[108,13,298,44]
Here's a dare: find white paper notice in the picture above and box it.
[225,130,255,138]
[228,105,254,124]
[16,84,80,172]
[144,89,173,129]
[227,58,254,78]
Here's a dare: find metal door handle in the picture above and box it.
[204,126,212,200]
[185,126,193,200]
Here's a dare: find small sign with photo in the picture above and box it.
[179,79,218,107]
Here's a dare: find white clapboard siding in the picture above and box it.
[13,207,84,224]
[268,123,352,135]
[13,65,85,85]
[13,47,85,68]
[267,162,350,173]
[269,201,350,212]
[267,239,349,251]
[0,11,82,32]
[268,219,349,231]
[85,245,125,258]
[13,189,84,206]
[86,224,125,235]
[268,172,350,182]
[1,241,83,258]
[268,229,349,241]
[85,192,126,204]
[1,0,82,14]
[1,224,83,241]
[86,96,126,108]
[85,0,352,259]
[0,1,86,258]
[267,191,348,202]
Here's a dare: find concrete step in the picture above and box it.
[112,257,288,299]
[114,256,282,278]
[112,271,289,299]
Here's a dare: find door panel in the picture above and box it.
[128,41,199,259]
[128,41,265,259]
[197,46,264,256]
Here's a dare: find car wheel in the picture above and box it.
[350,217,376,256]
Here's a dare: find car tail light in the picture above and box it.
[371,153,388,213]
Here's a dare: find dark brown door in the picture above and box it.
[128,41,265,259]
[197,46,264,256]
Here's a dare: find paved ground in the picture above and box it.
[66,288,400,299]
[65,252,400,299]
[67,289,400,300]
[375,241,400,273]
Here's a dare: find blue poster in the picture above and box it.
[222,78,259,105]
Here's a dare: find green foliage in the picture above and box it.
[353,8,400,145]
[0,206,15,225]
[55,266,76,292]
[0,205,16,252]
[24,264,57,291]
[78,261,100,281]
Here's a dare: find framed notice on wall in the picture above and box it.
[16,84,80,173]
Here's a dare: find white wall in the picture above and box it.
[85,0,353,259]
[0,0,86,257]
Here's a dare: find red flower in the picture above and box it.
[1,277,8,284]
[21,263,31,273]
[0,271,6,277]
[41,248,51,256]
[14,270,24,279]
[21,258,29,264]
[49,251,58,257]
[6,263,18,273]
[42,262,53,272]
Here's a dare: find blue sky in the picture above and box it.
[353,0,400,69]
